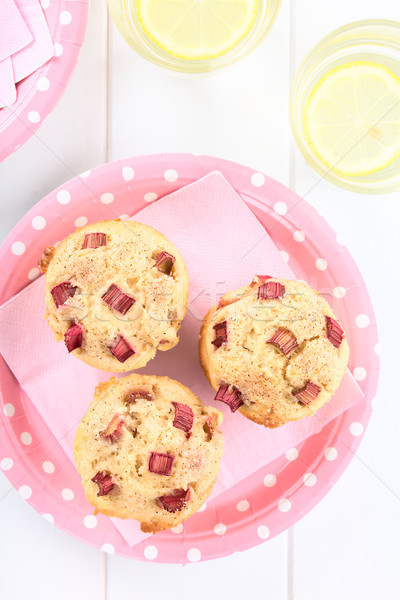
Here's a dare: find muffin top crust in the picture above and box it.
[199,276,349,428]
[43,219,189,372]
[74,374,224,532]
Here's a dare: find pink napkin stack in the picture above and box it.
[0,0,53,108]
[0,173,363,547]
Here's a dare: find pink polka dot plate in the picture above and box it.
[0,1,89,163]
[0,154,379,563]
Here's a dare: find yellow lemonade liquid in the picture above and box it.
[108,0,281,72]
[290,21,400,193]
[303,61,400,177]
[134,0,258,60]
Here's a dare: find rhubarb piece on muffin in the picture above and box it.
[73,375,224,533]
[41,220,189,372]
[199,276,349,428]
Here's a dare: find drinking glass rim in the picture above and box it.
[289,19,400,194]
[108,0,282,74]
[291,19,400,87]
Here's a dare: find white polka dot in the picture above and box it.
[257,525,269,539]
[293,230,305,242]
[11,241,25,255]
[303,473,317,487]
[119,214,129,221]
[101,543,115,554]
[3,403,15,417]
[251,172,265,187]
[374,342,380,356]
[274,202,287,216]
[57,190,71,204]
[164,169,178,182]
[316,258,328,270]
[334,286,346,299]
[324,447,338,461]
[37,77,50,91]
[263,474,276,487]
[278,499,291,512]
[19,485,32,499]
[1,458,13,471]
[144,192,158,203]
[42,461,55,474]
[171,523,183,534]
[350,422,364,437]
[279,250,289,263]
[28,267,40,281]
[62,488,74,501]
[144,545,158,560]
[80,170,91,178]
[187,548,201,562]
[84,515,97,529]
[43,513,54,523]
[32,216,46,230]
[353,367,366,381]
[236,500,250,512]
[100,192,114,205]
[20,432,32,445]
[285,448,299,461]
[28,111,40,123]
[54,43,63,57]
[122,166,135,181]
[75,216,88,228]
[40,0,50,8]
[197,503,207,512]
[60,10,72,25]
[214,523,227,536]
[356,314,370,328]
[274,201,287,216]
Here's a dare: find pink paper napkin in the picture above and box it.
[12,0,54,83]
[0,173,363,547]
[0,0,53,107]
[0,0,32,62]
[0,59,17,108]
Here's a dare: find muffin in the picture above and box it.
[41,220,189,372]
[73,374,224,532]
[199,276,349,428]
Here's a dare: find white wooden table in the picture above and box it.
[1,1,399,598]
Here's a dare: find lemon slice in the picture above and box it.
[135,0,258,60]
[303,61,400,177]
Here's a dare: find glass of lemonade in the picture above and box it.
[290,20,400,194]
[108,0,281,73]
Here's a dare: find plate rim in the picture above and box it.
[0,0,89,162]
[0,153,379,563]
